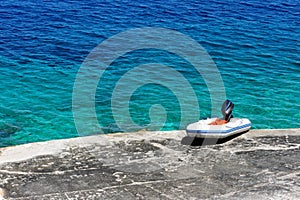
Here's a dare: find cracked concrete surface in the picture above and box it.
[0,129,299,199]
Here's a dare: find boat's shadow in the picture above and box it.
[181,130,250,146]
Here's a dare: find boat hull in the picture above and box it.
[186,118,251,138]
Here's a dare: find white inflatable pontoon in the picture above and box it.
[186,100,251,138]
[186,117,251,138]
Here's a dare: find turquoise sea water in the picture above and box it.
[0,0,299,147]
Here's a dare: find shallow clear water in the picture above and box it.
[0,0,299,147]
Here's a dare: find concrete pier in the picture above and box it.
[0,129,299,199]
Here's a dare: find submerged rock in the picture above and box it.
[0,123,21,135]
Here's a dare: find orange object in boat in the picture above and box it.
[208,119,227,125]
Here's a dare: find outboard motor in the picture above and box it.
[222,100,234,122]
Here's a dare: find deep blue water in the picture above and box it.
[0,0,299,147]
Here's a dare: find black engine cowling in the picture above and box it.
[221,100,234,122]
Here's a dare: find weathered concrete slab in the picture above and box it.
[0,129,299,199]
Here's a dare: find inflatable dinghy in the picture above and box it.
[186,100,251,138]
